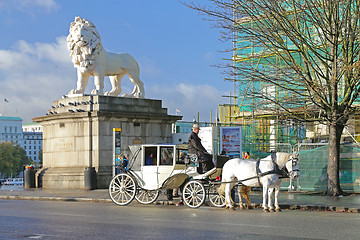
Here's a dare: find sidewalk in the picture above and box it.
[1,185,359,213]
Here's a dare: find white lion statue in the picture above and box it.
[66,17,145,98]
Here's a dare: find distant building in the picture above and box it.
[0,116,23,146]
[0,117,43,163]
[22,123,43,163]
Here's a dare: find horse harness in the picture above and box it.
[248,154,299,186]
[211,154,299,186]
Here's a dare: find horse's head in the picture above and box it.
[285,153,300,180]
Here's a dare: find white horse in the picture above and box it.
[219,152,299,212]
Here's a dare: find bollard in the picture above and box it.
[24,168,35,188]
[84,167,97,190]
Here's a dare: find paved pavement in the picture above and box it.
[1,185,359,213]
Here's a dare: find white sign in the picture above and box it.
[198,127,213,154]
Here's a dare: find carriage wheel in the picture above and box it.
[182,180,206,208]
[109,173,136,206]
[208,184,226,208]
[135,189,160,204]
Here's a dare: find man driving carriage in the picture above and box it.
[188,123,215,174]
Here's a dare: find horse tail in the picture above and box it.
[217,183,226,195]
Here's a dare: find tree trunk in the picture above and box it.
[326,122,344,196]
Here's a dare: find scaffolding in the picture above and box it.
[218,3,316,156]
[218,2,360,157]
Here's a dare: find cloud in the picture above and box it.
[0,37,75,123]
[0,0,60,14]
[147,83,226,122]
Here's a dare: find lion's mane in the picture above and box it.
[66,17,102,73]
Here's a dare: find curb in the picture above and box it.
[1,196,359,213]
[0,195,112,203]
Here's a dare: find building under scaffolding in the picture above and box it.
[217,1,360,192]
[218,2,360,154]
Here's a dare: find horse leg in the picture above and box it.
[275,180,282,212]
[242,186,252,209]
[262,184,269,212]
[237,186,245,209]
[105,73,125,96]
[268,187,275,212]
[288,177,294,191]
[225,182,234,210]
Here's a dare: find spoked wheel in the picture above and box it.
[208,183,226,207]
[135,189,160,204]
[109,173,137,206]
[182,180,206,208]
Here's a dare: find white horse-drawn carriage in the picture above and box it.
[109,144,300,211]
[109,144,229,208]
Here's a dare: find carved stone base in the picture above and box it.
[34,95,181,189]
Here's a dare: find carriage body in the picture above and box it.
[130,144,195,190]
[109,143,229,207]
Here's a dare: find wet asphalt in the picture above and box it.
[1,185,359,213]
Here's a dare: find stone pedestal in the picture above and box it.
[33,95,181,189]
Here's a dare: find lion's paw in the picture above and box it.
[105,91,119,96]
[121,93,132,98]
[68,89,81,95]
[91,89,104,95]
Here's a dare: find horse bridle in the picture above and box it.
[282,156,300,177]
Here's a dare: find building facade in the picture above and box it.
[22,123,43,163]
[0,116,23,146]
[0,117,43,163]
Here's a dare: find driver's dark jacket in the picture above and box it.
[188,131,207,156]
[188,131,214,173]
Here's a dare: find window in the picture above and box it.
[160,147,174,166]
[176,149,188,164]
[144,147,157,166]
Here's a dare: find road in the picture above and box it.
[0,200,359,240]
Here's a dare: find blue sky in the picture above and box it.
[0,0,230,123]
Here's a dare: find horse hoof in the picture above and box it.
[269,209,275,213]
[263,209,270,212]
[276,208,282,212]
[225,206,234,210]
[247,205,254,209]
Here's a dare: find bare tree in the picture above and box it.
[185,0,360,195]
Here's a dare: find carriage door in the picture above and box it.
[141,146,158,189]
[157,146,175,185]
